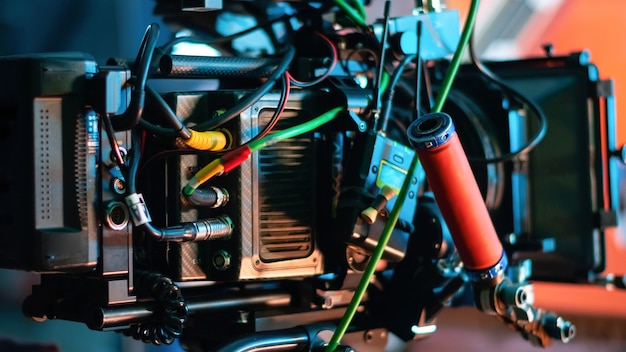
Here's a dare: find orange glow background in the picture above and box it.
[447,0,626,317]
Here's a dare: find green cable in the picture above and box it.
[381,70,390,98]
[324,156,419,352]
[333,0,368,28]
[324,1,481,350]
[247,106,343,152]
[350,0,367,22]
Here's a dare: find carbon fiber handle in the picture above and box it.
[158,54,281,78]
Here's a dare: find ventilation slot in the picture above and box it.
[74,114,89,228]
[258,138,315,262]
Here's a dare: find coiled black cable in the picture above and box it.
[121,271,188,345]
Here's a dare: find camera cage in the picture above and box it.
[0,3,621,350]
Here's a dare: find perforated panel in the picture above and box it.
[34,98,64,229]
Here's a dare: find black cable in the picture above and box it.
[414,20,423,121]
[138,72,290,174]
[128,126,208,239]
[379,54,416,132]
[101,113,127,167]
[467,31,548,164]
[421,60,434,110]
[137,149,202,181]
[121,271,187,345]
[140,85,192,139]
[250,72,290,141]
[373,0,391,118]
[192,45,296,131]
[126,129,206,265]
[127,128,143,195]
[127,72,289,240]
[160,14,295,54]
[139,57,289,140]
[289,32,338,88]
[110,23,161,131]
[341,47,378,77]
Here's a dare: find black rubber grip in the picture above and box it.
[158,54,281,78]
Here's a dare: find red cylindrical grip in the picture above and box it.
[407,112,503,271]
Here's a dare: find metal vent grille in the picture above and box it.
[74,113,91,228]
[257,136,315,262]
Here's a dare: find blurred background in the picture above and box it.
[0,0,625,351]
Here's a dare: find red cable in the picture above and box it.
[289,31,338,87]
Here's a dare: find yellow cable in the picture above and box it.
[185,158,225,194]
[184,129,229,151]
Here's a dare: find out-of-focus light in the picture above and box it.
[171,30,221,57]
[411,324,437,335]
[171,42,221,57]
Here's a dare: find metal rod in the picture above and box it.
[212,327,310,352]
[91,291,292,329]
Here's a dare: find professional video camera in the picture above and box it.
[0,0,623,350]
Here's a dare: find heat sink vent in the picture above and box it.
[258,137,315,262]
[74,114,90,228]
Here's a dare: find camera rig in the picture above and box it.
[0,0,623,350]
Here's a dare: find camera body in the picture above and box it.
[0,4,621,350]
[0,53,102,273]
